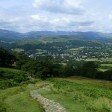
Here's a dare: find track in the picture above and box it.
[30,90,66,112]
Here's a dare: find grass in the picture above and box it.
[0,85,44,112]
[0,67,27,76]
[36,77,112,112]
[0,68,28,89]
[0,68,43,112]
[99,64,112,71]
[5,92,43,112]
[101,64,112,67]
[98,68,109,72]
[0,72,112,112]
[16,39,41,45]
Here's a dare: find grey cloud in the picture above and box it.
[69,21,94,26]
[0,21,11,26]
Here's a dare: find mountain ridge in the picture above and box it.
[0,29,112,42]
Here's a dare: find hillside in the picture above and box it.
[0,30,112,112]
[0,0,112,112]
[0,29,23,42]
[1,76,112,112]
[0,29,112,42]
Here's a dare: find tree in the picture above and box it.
[81,61,99,78]
[15,53,29,69]
[0,48,15,67]
[36,57,55,80]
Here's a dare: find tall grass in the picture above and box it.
[37,78,112,112]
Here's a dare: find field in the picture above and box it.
[0,68,27,74]
[99,64,112,71]
[1,76,112,112]
[101,64,112,68]
[11,48,24,53]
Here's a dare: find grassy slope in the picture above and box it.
[0,85,44,112]
[5,92,43,112]
[0,68,28,89]
[0,67,112,112]
[0,67,43,112]
[0,68,25,74]
[37,77,112,112]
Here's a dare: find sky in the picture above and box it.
[0,0,112,33]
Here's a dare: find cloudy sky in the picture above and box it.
[0,0,112,32]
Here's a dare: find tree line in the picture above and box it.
[0,48,112,82]
[15,52,112,81]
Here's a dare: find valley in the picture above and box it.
[0,0,112,111]
[0,30,112,112]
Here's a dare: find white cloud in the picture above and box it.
[0,0,111,32]
[31,15,40,20]
[32,0,84,15]
[109,14,112,20]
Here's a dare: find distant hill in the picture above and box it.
[0,29,23,42]
[0,29,112,42]
[22,31,112,42]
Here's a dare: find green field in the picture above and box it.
[1,77,112,112]
[101,64,112,67]
[0,68,27,74]
[99,64,112,71]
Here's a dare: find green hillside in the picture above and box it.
[1,77,112,112]
[0,68,29,89]
[0,85,44,112]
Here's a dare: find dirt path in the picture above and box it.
[30,90,66,112]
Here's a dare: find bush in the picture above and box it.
[0,68,29,89]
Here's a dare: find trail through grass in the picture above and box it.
[0,77,112,112]
[36,77,112,112]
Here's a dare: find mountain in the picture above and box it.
[0,29,112,42]
[0,29,23,42]
[25,31,112,42]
